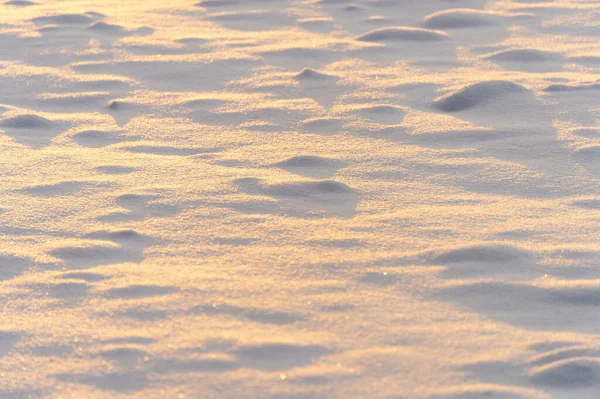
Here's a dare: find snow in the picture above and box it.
[1,0,600,398]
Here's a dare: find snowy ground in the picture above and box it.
[2,0,600,398]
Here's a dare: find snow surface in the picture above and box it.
[1,0,600,398]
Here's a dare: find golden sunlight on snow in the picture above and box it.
[1,0,600,398]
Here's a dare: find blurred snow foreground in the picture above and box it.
[2,0,600,398]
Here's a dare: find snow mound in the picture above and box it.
[0,114,53,128]
[87,21,125,32]
[544,82,600,92]
[31,13,95,25]
[529,358,600,387]
[5,0,36,6]
[423,9,500,29]
[486,49,562,62]
[295,68,336,81]
[433,80,527,112]
[273,155,335,169]
[356,26,448,42]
